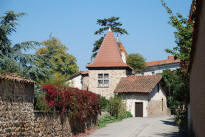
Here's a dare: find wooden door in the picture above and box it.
[135,102,143,117]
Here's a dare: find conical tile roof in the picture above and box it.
[87,30,130,68]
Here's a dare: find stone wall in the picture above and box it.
[34,112,72,137]
[88,68,127,99]
[119,93,149,117]
[0,100,34,136]
[0,99,97,136]
[147,100,168,116]
[0,80,97,136]
[147,84,168,116]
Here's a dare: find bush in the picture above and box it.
[119,111,133,119]
[107,96,132,119]
[99,96,109,110]
[41,84,101,122]
[108,97,122,118]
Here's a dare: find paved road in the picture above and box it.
[86,116,181,137]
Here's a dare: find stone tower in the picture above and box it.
[86,29,132,98]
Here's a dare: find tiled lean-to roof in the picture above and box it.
[86,30,130,68]
[114,75,162,93]
[68,71,88,80]
[0,73,35,84]
[146,56,180,67]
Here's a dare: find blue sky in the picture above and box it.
[1,0,192,70]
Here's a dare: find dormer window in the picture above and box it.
[98,73,109,88]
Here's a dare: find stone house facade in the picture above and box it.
[86,29,132,99]
[115,75,167,117]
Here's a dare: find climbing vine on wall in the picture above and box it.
[41,84,100,122]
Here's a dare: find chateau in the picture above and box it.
[69,29,180,117]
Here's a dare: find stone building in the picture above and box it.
[86,29,132,98]
[69,29,170,117]
[115,75,167,117]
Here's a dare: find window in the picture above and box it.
[98,73,109,88]
[152,71,155,74]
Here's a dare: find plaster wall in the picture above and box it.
[68,75,82,89]
[142,63,180,75]
[119,93,149,117]
[190,2,205,137]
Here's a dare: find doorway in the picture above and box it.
[135,102,143,117]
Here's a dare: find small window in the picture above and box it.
[98,74,103,79]
[152,72,155,74]
[104,80,109,87]
[98,73,109,88]
[104,74,109,79]
[98,80,103,87]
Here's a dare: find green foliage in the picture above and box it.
[161,0,192,127]
[34,92,51,112]
[36,36,79,84]
[97,110,132,128]
[161,0,192,70]
[108,96,131,119]
[0,11,48,81]
[126,53,146,73]
[97,115,121,128]
[91,16,128,59]
[99,96,109,110]
[95,17,128,35]
[162,69,189,126]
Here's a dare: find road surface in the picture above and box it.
[86,116,181,137]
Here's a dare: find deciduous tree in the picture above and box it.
[126,53,146,73]
[36,36,79,84]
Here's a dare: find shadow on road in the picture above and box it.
[158,119,187,137]
[160,120,177,126]
[155,132,180,137]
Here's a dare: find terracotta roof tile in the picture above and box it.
[0,73,35,84]
[87,30,130,68]
[114,75,162,93]
[68,71,88,79]
[146,56,180,67]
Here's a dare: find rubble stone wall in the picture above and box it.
[34,112,72,137]
[0,99,73,137]
[0,100,35,136]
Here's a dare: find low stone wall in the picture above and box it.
[34,112,72,137]
[0,100,34,136]
[0,97,97,137]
